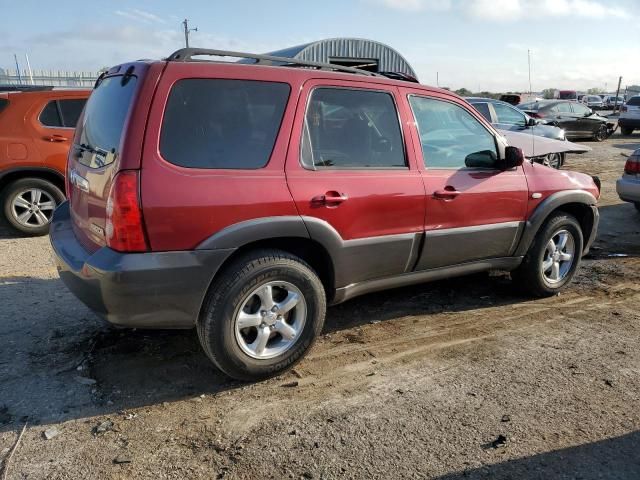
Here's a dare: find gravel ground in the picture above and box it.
[1,132,639,479]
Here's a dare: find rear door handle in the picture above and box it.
[433,188,460,200]
[44,135,68,143]
[311,191,348,207]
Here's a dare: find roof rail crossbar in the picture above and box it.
[166,48,382,77]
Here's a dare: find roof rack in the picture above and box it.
[166,48,383,77]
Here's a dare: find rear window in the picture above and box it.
[627,97,640,106]
[160,79,290,169]
[76,75,138,168]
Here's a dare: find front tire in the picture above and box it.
[593,124,608,142]
[512,213,583,297]
[2,178,65,236]
[197,249,326,381]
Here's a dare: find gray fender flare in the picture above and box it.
[514,190,598,257]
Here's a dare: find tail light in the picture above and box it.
[624,156,640,175]
[105,170,149,252]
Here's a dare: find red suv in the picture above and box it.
[50,49,600,380]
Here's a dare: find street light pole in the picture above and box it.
[182,19,198,48]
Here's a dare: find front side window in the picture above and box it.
[160,79,290,169]
[572,103,590,116]
[301,88,405,169]
[492,102,526,127]
[554,102,572,114]
[409,96,497,169]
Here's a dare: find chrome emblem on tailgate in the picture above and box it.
[69,169,89,192]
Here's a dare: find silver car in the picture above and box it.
[616,148,640,211]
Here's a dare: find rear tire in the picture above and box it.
[512,213,583,297]
[197,249,326,381]
[621,126,634,136]
[2,178,65,236]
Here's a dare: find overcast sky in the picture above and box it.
[2,0,639,92]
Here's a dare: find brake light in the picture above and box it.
[624,156,640,175]
[105,171,148,252]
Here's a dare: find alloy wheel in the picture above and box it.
[234,281,307,360]
[10,188,57,228]
[541,229,575,284]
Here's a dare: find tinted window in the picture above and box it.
[0,99,8,115]
[160,79,289,169]
[627,96,640,106]
[553,102,572,113]
[409,96,497,169]
[59,99,86,127]
[77,75,138,168]
[572,103,590,115]
[39,101,62,127]
[492,102,526,126]
[301,88,405,169]
[471,102,492,122]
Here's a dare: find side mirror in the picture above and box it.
[585,110,593,117]
[465,150,498,169]
[526,117,537,127]
[502,146,525,170]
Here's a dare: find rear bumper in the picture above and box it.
[618,118,640,129]
[49,202,234,328]
[617,176,640,203]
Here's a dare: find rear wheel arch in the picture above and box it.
[0,167,65,196]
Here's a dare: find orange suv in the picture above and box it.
[0,88,89,234]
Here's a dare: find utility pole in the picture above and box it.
[182,18,198,48]
[527,49,532,96]
[25,53,35,85]
[613,76,623,114]
[13,54,22,84]
[436,71,439,87]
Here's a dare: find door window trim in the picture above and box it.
[300,85,409,171]
[407,94,501,171]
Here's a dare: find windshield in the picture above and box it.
[76,75,138,168]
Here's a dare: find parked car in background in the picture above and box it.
[619,96,640,135]
[555,90,578,101]
[50,48,601,381]
[577,94,586,102]
[616,149,640,211]
[518,100,614,141]
[467,97,570,168]
[499,93,538,106]
[582,95,604,110]
[0,88,89,234]
[604,95,624,109]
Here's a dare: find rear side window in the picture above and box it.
[471,102,492,122]
[301,88,405,169]
[627,97,640,106]
[59,99,86,127]
[40,101,62,127]
[160,79,290,169]
[0,98,9,115]
[492,102,526,127]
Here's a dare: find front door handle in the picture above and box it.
[311,191,348,207]
[433,188,460,200]
[44,135,68,143]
